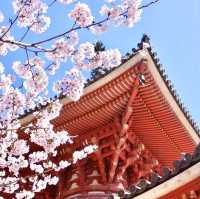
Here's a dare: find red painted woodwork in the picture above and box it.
[46,61,162,198]
[44,59,198,198]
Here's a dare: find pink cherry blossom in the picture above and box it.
[16,190,35,199]
[29,151,48,164]
[90,23,108,35]
[12,0,50,33]
[99,4,110,16]
[30,15,51,34]
[11,140,29,156]
[53,68,85,101]
[58,160,71,170]
[12,61,32,79]
[73,145,97,163]
[68,2,94,27]
[100,49,122,68]
[46,38,75,63]
[7,155,28,176]
[23,66,48,96]
[69,31,79,46]
[99,0,142,27]
[73,44,121,70]
[123,0,142,27]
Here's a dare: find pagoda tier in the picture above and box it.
[39,37,200,198]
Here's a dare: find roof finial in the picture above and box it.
[141,34,150,44]
[142,34,151,49]
[137,34,151,49]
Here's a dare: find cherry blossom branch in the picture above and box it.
[30,0,160,46]
[32,19,109,46]
[0,0,159,51]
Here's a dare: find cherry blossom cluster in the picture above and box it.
[12,0,50,33]
[69,2,94,27]
[53,68,85,101]
[73,42,121,69]
[73,145,98,163]
[0,98,97,198]
[99,0,142,28]
[12,57,48,96]
[47,39,121,81]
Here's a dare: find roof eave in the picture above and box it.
[132,161,200,199]
[143,47,200,144]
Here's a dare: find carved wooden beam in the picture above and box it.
[108,77,140,183]
[92,136,107,184]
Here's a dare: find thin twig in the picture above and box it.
[49,0,57,7]
[25,47,30,64]
[139,0,160,9]
[19,26,31,42]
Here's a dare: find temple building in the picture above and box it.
[23,35,200,199]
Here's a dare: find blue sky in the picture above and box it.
[1,0,200,127]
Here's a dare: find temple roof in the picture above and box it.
[21,35,200,167]
[21,35,200,139]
